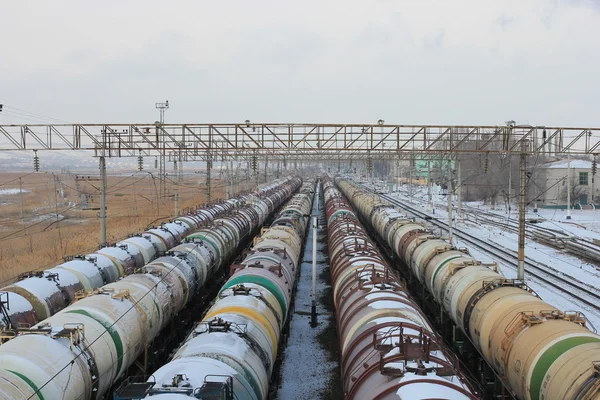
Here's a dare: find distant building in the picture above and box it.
[414,158,454,182]
[537,159,596,207]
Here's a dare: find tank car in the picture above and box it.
[336,178,600,400]
[323,176,478,400]
[137,180,314,400]
[0,178,300,400]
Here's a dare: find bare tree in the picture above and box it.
[560,178,587,206]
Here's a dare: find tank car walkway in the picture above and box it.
[275,184,342,400]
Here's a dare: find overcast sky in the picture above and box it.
[1,0,599,127]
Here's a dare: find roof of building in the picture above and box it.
[540,159,592,169]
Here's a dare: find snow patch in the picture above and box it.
[0,188,30,195]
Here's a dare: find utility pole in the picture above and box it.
[508,155,512,218]
[155,100,169,198]
[177,152,183,186]
[244,163,252,191]
[53,175,61,243]
[174,186,179,217]
[253,152,259,189]
[99,156,107,247]
[532,168,538,213]
[517,140,528,280]
[19,177,25,234]
[457,157,462,221]
[264,156,268,184]
[593,155,597,204]
[394,159,398,191]
[447,156,453,243]
[567,153,572,219]
[206,156,212,205]
[173,159,179,217]
[409,155,413,203]
[427,157,433,213]
[229,160,234,198]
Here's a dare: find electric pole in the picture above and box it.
[173,159,179,217]
[99,156,107,247]
[508,155,512,218]
[264,156,268,184]
[19,177,25,235]
[206,155,212,205]
[517,140,528,280]
[427,156,433,213]
[567,153,572,220]
[447,155,453,244]
[409,155,413,203]
[457,157,462,221]
[593,155,597,204]
[155,100,169,198]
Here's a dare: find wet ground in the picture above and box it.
[275,186,343,400]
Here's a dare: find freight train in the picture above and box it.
[0,177,301,400]
[130,179,315,400]
[0,178,291,331]
[322,176,479,399]
[336,178,600,400]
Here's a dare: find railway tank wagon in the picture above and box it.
[336,178,600,400]
[322,176,478,400]
[135,180,315,400]
[0,180,290,331]
[0,177,300,400]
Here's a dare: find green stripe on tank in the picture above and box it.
[530,336,600,400]
[189,234,222,260]
[66,309,125,374]
[109,258,122,275]
[282,209,303,216]
[328,210,354,224]
[222,275,287,317]
[430,255,463,286]
[7,370,45,400]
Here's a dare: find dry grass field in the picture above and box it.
[0,170,253,285]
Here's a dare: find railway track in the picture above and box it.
[373,191,600,319]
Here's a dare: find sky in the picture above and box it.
[1,0,599,127]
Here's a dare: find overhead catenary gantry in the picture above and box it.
[1,123,599,160]
[2,122,595,258]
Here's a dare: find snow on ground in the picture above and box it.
[384,183,600,330]
[275,191,340,400]
[0,188,30,195]
[463,197,600,238]
[24,213,65,225]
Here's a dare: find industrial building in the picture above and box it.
[537,158,596,208]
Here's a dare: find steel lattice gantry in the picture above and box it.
[1,123,599,160]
